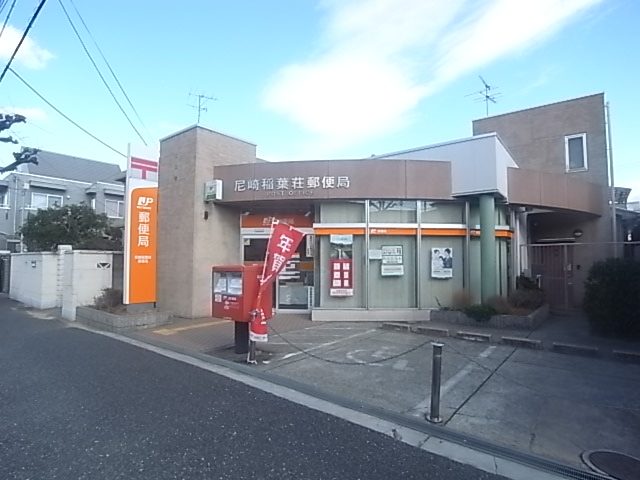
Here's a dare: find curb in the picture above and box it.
[380,322,639,363]
[456,331,492,342]
[381,322,412,333]
[612,349,640,364]
[411,325,449,337]
[501,336,543,350]
[551,342,599,357]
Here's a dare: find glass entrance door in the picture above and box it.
[242,236,314,312]
[277,238,313,311]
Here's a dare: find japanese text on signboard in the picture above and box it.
[235,175,350,192]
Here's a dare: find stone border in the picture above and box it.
[378,321,640,363]
[430,304,549,330]
[76,306,171,331]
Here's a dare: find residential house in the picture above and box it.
[0,149,125,252]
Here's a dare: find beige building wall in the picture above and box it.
[473,93,612,246]
[157,126,257,318]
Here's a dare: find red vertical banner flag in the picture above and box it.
[250,222,305,342]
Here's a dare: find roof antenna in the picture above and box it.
[188,92,217,124]
[466,76,501,117]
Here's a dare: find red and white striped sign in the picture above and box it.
[130,156,159,180]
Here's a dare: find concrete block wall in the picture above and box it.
[10,252,59,309]
[10,249,117,316]
[157,126,257,318]
[61,251,114,321]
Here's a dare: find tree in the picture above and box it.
[0,113,39,173]
[20,203,123,251]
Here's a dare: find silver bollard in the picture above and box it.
[247,339,257,364]
[246,310,258,364]
[426,342,444,423]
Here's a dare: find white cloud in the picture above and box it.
[263,0,603,151]
[0,25,54,69]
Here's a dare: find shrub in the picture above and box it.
[94,288,123,313]
[508,289,545,310]
[463,304,497,323]
[487,295,511,314]
[583,258,640,339]
[451,289,472,310]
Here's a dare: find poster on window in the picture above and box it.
[431,247,453,279]
[329,259,353,296]
[329,235,354,296]
[381,245,404,276]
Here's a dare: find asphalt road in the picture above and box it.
[0,296,506,480]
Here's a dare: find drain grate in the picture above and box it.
[582,450,640,480]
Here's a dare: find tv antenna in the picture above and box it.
[466,76,500,117]
[189,92,217,124]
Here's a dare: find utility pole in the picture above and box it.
[189,92,217,124]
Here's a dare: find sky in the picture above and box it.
[0,0,638,200]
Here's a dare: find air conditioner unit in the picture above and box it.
[204,179,222,202]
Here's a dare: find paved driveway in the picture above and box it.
[195,321,640,469]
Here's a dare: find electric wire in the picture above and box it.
[0,0,47,85]
[0,0,17,41]
[66,0,149,134]
[9,67,126,158]
[56,0,147,146]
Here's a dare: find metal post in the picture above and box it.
[246,309,257,364]
[606,101,617,257]
[234,321,249,354]
[247,339,257,364]
[426,342,444,423]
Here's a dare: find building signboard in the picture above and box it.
[124,155,158,304]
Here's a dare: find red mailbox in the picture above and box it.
[212,264,273,322]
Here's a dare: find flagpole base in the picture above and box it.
[234,322,249,354]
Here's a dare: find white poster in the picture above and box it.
[431,247,453,279]
[381,245,404,276]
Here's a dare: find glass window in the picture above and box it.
[369,200,416,223]
[320,202,365,222]
[565,134,587,171]
[317,235,365,308]
[105,199,125,218]
[31,192,62,209]
[420,237,465,308]
[0,192,7,207]
[368,236,416,308]
[421,201,464,223]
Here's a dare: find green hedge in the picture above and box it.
[583,258,640,339]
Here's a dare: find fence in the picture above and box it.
[520,241,640,313]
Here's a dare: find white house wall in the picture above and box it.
[10,252,59,309]
[10,249,115,316]
[61,251,114,321]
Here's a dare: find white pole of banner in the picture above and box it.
[123,143,132,304]
[247,219,278,364]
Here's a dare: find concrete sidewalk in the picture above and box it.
[129,312,640,475]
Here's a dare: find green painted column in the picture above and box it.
[479,194,496,303]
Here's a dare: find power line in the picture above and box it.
[0,0,48,86]
[56,0,147,146]
[9,67,126,158]
[0,0,17,41]
[66,0,149,135]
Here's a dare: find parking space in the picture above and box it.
[134,316,640,469]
